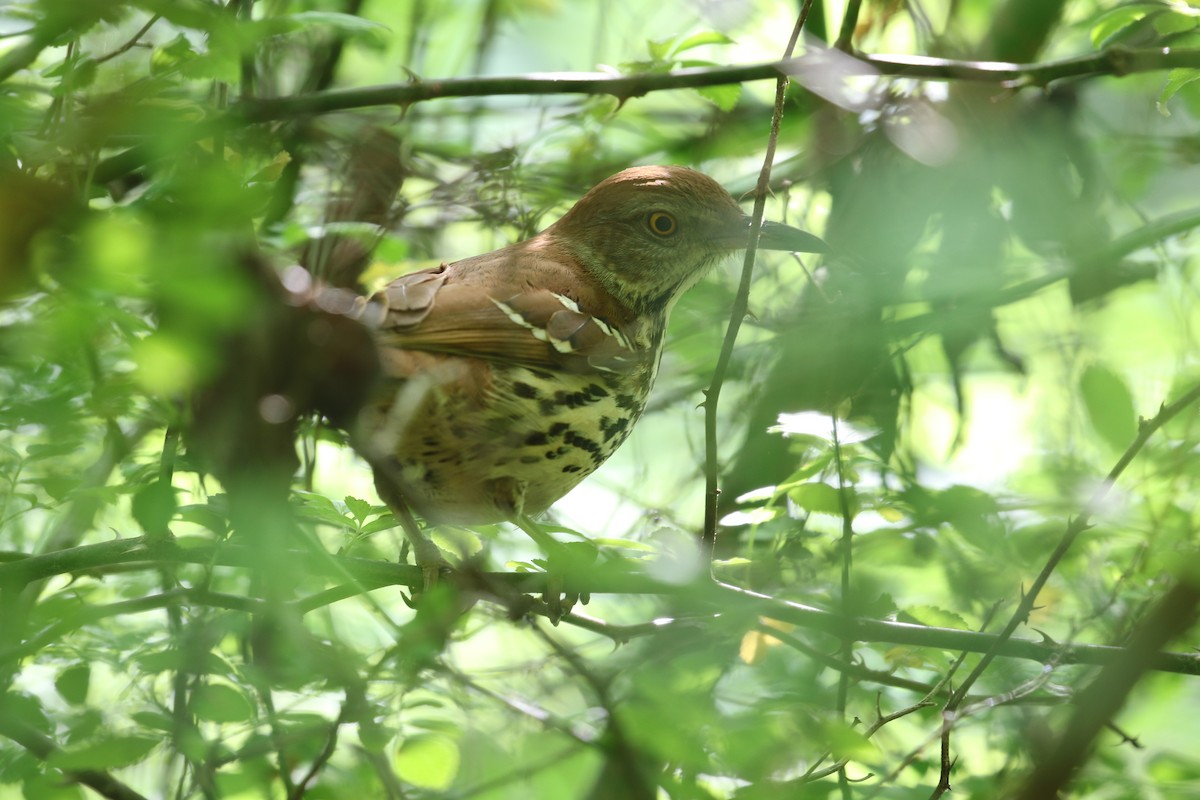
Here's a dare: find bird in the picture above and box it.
[352,165,826,578]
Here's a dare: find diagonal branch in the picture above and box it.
[1016,577,1200,799]
[946,380,1200,708]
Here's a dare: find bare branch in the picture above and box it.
[229,46,1200,122]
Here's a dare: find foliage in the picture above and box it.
[2,0,1200,798]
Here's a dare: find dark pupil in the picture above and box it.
[652,214,673,233]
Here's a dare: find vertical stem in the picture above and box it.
[836,0,864,51]
[702,0,815,560]
[832,416,856,799]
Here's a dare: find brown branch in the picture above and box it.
[228,45,1200,122]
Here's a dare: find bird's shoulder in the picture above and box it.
[369,239,646,374]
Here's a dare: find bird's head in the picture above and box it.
[546,165,827,315]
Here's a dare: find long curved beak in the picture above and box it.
[754,219,829,253]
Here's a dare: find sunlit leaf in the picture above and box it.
[1159,68,1200,112]
[788,481,846,516]
[696,82,742,111]
[1080,364,1137,451]
[1089,4,1159,47]
[344,494,372,523]
[393,734,460,790]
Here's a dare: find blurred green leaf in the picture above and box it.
[393,734,460,790]
[47,736,158,770]
[1089,4,1160,47]
[54,665,90,706]
[192,683,255,724]
[22,773,86,800]
[670,31,734,56]
[135,649,234,676]
[1159,68,1200,111]
[1080,364,1137,451]
[1154,8,1200,36]
[696,82,741,111]
[788,481,846,515]
[131,480,177,535]
[286,11,391,42]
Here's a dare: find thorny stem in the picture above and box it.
[702,0,816,559]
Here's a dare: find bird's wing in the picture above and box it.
[370,265,643,374]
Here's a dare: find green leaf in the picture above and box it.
[22,772,85,799]
[286,11,392,40]
[135,648,234,676]
[3,693,51,734]
[1154,9,1200,36]
[669,31,735,57]
[296,503,356,531]
[360,514,400,535]
[131,480,177,535]
[1159,68,1200,112]
[151,34,198,75]
[63,710,102,743]
[696,83,742,111]
[358,721,396,752]
[788,482,846,516]
[1089,4,1159,48]
[131,711,175,732]
[25,442,80,461]
[591,537,656,552]
[192,683,255,724]
[1080,364,1137,451]
[344,495,372,523]
[54,665,90,706]
[646,36,675,62]
[393,734,460,790]
[933,485,1000,549]
[897,605,972,631]
[816,719,876,763]
[47,736,158,770]
[175,503,228,536]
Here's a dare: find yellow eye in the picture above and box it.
[647,211,678,237]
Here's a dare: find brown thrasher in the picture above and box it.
[354,165,825,570]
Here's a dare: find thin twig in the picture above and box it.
[94,14,160,65]
[702,0,816,557]
[832,417,857,798]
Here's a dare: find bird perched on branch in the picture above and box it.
[354,165,826,576]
